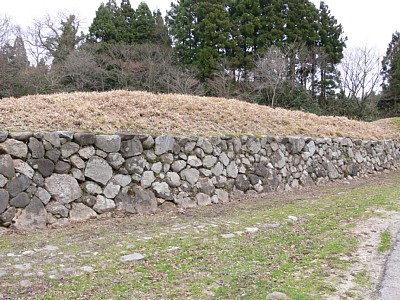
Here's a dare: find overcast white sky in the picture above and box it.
[2,0,399,55]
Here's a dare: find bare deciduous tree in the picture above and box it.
[340,45,382,103]
[25,12,84,65]
[162,67,202,95]
[0,14,14,47]
[60,48,106,92]
[254,46,288,108]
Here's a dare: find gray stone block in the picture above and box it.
[95,135,121,153]
[155,135,175,155]
[0,155,15,178]
[70,203,97,222]
[0,189,9,214]
[6,175,31,197]
[10,192,30,208]
[28,137,45,159]
[120,139,143,158]
[0,139,28,159]
[14,197,47,229]
[125,156,147,175]
[54,161,70,174]
[45,174,82,204]
[84,156,113,186]
[73,133,95,146]
[29,159,55,177]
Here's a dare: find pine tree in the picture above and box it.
[166,0,197,65]
[228,0,261,79]
[152,9,171,46]
[51,15,83,64]
[133,2,155,44]
[315,1,346,104]
[167,0,231,80]
[258,0,286,48]
[9,36,29,69]
[88,1,119,43]
[381,31,400,113]
[88,1,156,45]
[115,0,136,43]
[193,0,232,80]
[0,36,30,97]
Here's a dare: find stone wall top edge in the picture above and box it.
[0,130,397,143]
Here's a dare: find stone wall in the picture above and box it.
[0,131,399,229]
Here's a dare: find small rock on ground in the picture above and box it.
[221,233,235,239]
[119,253,145,262]
[266,291,288,299]
[81,266,94,273]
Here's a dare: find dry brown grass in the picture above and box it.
[0,90,399,140]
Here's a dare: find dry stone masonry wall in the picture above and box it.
[0,131,399,229]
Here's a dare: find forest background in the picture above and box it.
[1,0,400,121]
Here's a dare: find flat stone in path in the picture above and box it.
[221,233,235,239]
[267,291,288,299]
[245,227,259,233]
[119,253,145,262]
[14,263,31,270]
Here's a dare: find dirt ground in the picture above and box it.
[0,171,399,299]
[327,211,400,299]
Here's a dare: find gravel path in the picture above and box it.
[378,229,400,299]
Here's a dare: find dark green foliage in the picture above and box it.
[166,0,197,65]
[381,31,400,114]
[167,0,232,80]
[133,2,155,44]
[228,0,261,74]
[88,1,156,45]
[114,0,136,43]
[88,2,119,43]
[0,36,32,97]
[315,2,346,104]
[51,15,84,64]
[152,10,171,46]
[8,36,29,70]
[255,82,321,115]
[167,0,346,99]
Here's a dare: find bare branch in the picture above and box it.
[340,45,382,102]
[0,14,14,47]
[254,46,288,108]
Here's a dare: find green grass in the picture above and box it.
[1,173,400,299]
[378,230,392,252]
[389,117,400,129]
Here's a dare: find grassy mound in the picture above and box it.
[1,90,399,140]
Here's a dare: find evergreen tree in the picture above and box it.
[166,0,197,65]
[152,9,171,46]
[167,0,231,80]
[228,0,261,78]
[51,15,84,64]
[115,0,136,43]
[8,36,29,69]
[381,31,400,113]
[194,0,232,80]
[0,36,30,97]
[88,1,119,43]
[88,1,156,45]
[315,1,346,104]
[257,0,286,48]
[133,2,155,44]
